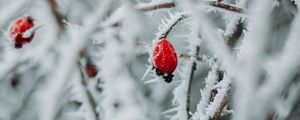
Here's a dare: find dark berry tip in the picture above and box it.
[164,78,172,83]
[14,44,22,48]
[27,17,34,24]
[155,68,164,76]
[163,73,174,83]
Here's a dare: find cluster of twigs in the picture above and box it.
[2,0,299,120]
[153,1,244,120]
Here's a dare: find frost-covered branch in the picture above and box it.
[183,0,238,77]
[39,1,112,120]
[224,19,244,49]
[180,53,211,62]
[137,2,175,12]
[48,0,65,30]
[1,0,300,120]
[210,70,231,120]
[186,46,200,119]
[136,1,246,14]
[168,9,202,120]
[206,1,244,14]
[77,61,99,120]
[97,2,149,120]
[223,0,247,49]
[157,13,187,39]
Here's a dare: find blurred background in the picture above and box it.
[0,0,299,120]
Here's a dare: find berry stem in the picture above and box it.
[160,14,187,39]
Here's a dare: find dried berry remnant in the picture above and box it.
[152,38,177,83]
[10,17,35,48]
[85,62,98,78]
[11,76,20,87]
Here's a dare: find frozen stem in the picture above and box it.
[186,46,200,119]
[180,53,204,61]
[77,61,99,120]
[160,14,187,39]
[180,53,216,63]
[211,70,231,120]
[49,0,65,30]
[225,19,244,49]
[212,89,231,120]
[137,1,245,14]
[137,2,175,12]
[209,12,245,120]
[207,1,244,13]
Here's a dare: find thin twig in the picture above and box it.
[180,54,205,62]
[207,1,244,13]
[210,71,231,120]
[207,24,243,120]
[210,0,246,117]
[101,1,246,32]
[49,0,65,30]
[137,2,175,12]
[212,88,231,120]
[186,46,200,119]
[225,19,244,49]
[180,53,218,63]
[78,61,99,120]
[208,13,245,120]
[160,14,188,39]
[136,1,245,14]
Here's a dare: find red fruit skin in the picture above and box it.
[85,63,98,78]
[153,38,178,74]
[10,17,35,48]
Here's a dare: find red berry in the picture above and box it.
[152,38,177,82]
[85,62,98,78]
[10,17,35,48]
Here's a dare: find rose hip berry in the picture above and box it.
[85,62,98,78]
[10,17,35,48]
[152,37,178,83]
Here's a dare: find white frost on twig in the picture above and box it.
[38,1,111,120]
[169,9,200,120]
[153,11,185,44]
[23,24,42,38]
[192,64,218,120]
[206,74,230,118]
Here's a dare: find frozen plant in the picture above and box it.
[0,0,300,120]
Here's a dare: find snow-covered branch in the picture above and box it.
[1,0,300,120]
[137,2,175,12]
